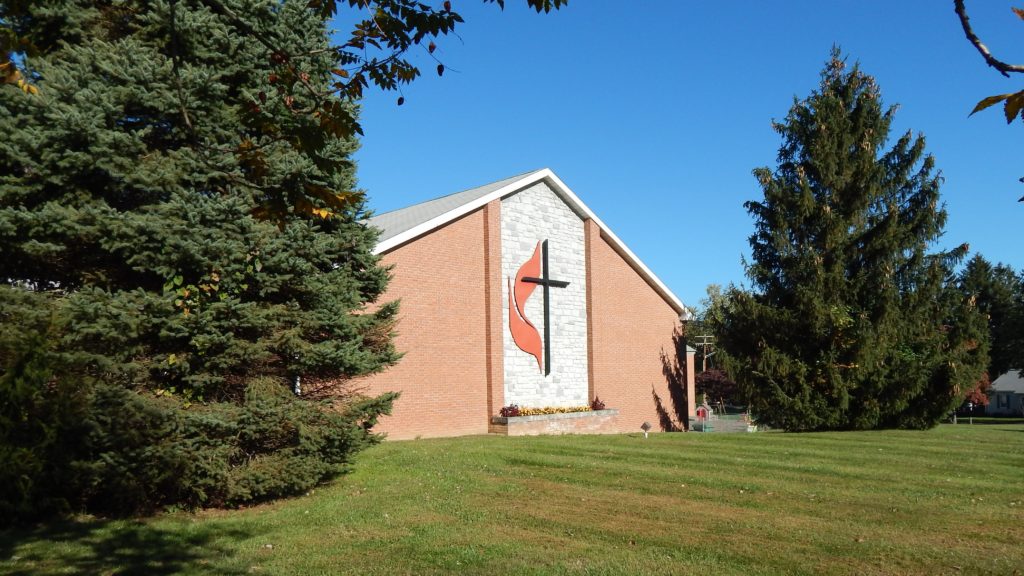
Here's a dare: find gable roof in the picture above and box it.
[366,168,689,316]
[366,170,543,245]
[991,370,1024,394]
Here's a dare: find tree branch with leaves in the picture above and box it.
[1,0,566,221]
[954,0,1024,200]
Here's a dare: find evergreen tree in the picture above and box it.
[0,1,398,517]
[715,50,987,431]
[3,1,567,190]
[957,255,1024,377]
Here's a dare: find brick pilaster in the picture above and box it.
[686,344,696,422]
[584,218,596,403]
[484,199,504,419]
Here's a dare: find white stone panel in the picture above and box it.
[501,181,589,407]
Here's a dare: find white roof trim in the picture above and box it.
[373,168,689,315]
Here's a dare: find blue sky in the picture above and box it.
[344,1,1023,310]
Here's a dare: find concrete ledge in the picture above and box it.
[489,409,620,436]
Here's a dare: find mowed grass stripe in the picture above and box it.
[1,424,1021,575]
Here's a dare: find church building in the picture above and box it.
[358,169,695,439]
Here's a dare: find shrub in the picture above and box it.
[0,364,396,523]
[216,380,397,507]
[0,339,92,521]
[590,396,606,410]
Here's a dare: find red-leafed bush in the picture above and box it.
[696,368,741,405]
[963,373,991,407]
[498,404,521,417]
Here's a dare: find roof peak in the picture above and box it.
[364,168,689,316]
[368,169,545,221]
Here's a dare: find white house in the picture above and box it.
[986,370,1024,416]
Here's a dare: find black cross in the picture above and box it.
[522,240,570,376]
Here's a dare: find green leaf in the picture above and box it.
[173,275,184,286]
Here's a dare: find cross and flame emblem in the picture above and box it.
[507,240,569,375]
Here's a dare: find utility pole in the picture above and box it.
[694,334,715,372]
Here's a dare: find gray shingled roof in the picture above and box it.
[991,370,1024,394]
[365,169,543,244]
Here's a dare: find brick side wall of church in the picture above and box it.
[354,205,499,440]
[586,220,689,433]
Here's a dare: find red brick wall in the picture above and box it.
[356,201,502,439]
[585,219,692,433]
[483,201,504,419]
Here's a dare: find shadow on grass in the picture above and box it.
[0,515,256,576]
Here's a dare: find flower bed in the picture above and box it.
[499,405,592,417]
[498,396,607,417]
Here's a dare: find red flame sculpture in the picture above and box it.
[508,242,543,372]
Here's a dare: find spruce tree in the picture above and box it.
[0,1,398,515]
[958,256,1024,377]
[716,50,987,431]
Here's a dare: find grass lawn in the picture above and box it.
[2,423,1022,575]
